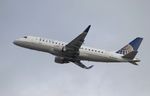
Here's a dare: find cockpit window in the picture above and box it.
[24,36,27,38]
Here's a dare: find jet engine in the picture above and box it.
[55,56,69,64]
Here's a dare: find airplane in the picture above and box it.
[13,25,143,69]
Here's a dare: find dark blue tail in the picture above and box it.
[116,37,143,55]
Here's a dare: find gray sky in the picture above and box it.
[0,0,150,96]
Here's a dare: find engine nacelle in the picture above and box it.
[55,56,69,64]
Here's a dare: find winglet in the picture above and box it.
[84,25,91,33]
[85,65,94,69]
[73,61,94,69]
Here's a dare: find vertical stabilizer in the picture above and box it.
[116,37,143,58]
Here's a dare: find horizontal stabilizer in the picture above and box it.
[122,51,138,59]
[129,61,138,65]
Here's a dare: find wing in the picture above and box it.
[63,25,91,57]
[66,25,91,51]
[73,60,94,69]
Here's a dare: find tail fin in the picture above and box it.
[122,51,138,59]
[116,37,143,59]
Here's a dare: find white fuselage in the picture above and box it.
[13,36,136,63]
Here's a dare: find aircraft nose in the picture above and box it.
[13,40,20,45]
[13,40,17,45]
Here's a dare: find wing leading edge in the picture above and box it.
[62,25,93,69]
[66,25,91,52]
